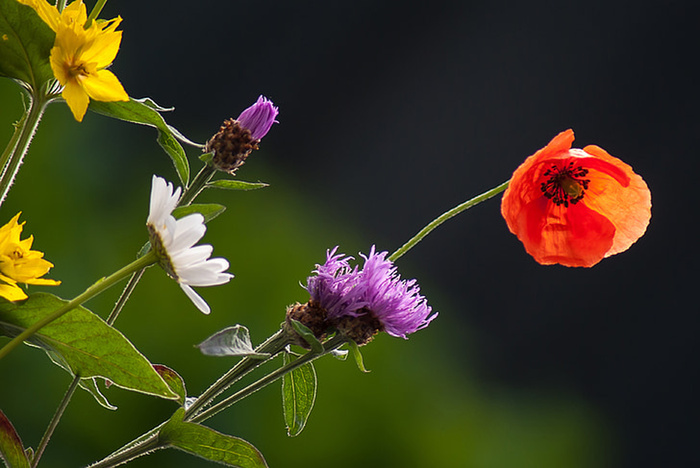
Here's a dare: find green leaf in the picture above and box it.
[88,98,197,185]
[348,340,370,373]
[206,180,269,191]
[0,0,54,90]
[197,325,270,359]
[0,293,177,400]
[154,364,187,406]
[172,203,226,223]
[281,353,317,437]
[78,377,117,411]
[289,319,323,353]
[160,408,268,468]
[0,409,30,468]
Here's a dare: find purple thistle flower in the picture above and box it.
[236,95,279,140]
[305,246,437,341]
[358,246,437,338]
[305,247,366,319]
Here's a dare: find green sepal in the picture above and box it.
[0,293,178,400]
[172,203,226,223]
[0,409,30,468]
[281,353,317,437]
[89,98,200,185]
[159,408,268,468]
[197,325,270,359]
[199,152,213,164]
[348,340,370,373]
[154,364,187,406]
[0,0,54,91]
[78,377,117,410]
[206,180,269,191]
[289,319,323,354]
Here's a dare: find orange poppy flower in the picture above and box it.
[501,129,651,267]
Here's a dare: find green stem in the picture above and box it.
[190,334,348,424]
[30,376,81,468]
[0,93,49,207]
[0,250,157,361]
[56,0,67,12]
[179,164,216,207]
[0,109,25,183]
[105,268,145,325]
[86,0,109,28]
[89,335,347,467]
[87,431,163,468]
[184,329,290,420]
[388,180,510,262]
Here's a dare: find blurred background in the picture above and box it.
[1,0,699,467]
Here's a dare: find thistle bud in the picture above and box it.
[205,96,279,174]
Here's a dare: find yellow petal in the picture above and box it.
[62,79,90,122]
[17,0,61,31]
[0,283,27,302]
[80,29,123,69]
[81,69,128,102]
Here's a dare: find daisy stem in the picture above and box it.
[388,180,510,262]
[0,92,50,208]
[0,250,158,362]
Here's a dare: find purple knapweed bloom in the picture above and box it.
[356,246,436,338]
[236,95,279,140]
[301,246,437,344]
[205,95,279,174]
[305,247,366,319]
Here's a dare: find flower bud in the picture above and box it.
[206,96,279,174]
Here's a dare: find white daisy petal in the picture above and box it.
[180,283,211,314]
[146,175,233,315]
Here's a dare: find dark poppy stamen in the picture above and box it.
[540,161,590,207]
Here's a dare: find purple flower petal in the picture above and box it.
[236,95,279,140]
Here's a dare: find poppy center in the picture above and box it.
[540,161,590,207]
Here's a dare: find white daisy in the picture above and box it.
[147,175,233,314]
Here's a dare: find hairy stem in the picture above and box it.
[30,376,81,467]
[0,93,49,207]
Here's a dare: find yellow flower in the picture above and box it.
[0,213,60,301]
[18,0,129,121]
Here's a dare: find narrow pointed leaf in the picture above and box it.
[281,353,317,437]
[207,180,269,191]
[0,293,177,400]
[197,325,269,359]
[289,319,323,353]
[89,98,195,185]
[0,409,30,468]
[154,365,187,406]
[348,340,370,373]
[173,204,226,223]
[160,408,268,468]
[0,0,54,90]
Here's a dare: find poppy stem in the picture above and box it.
[389,180,510,262]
